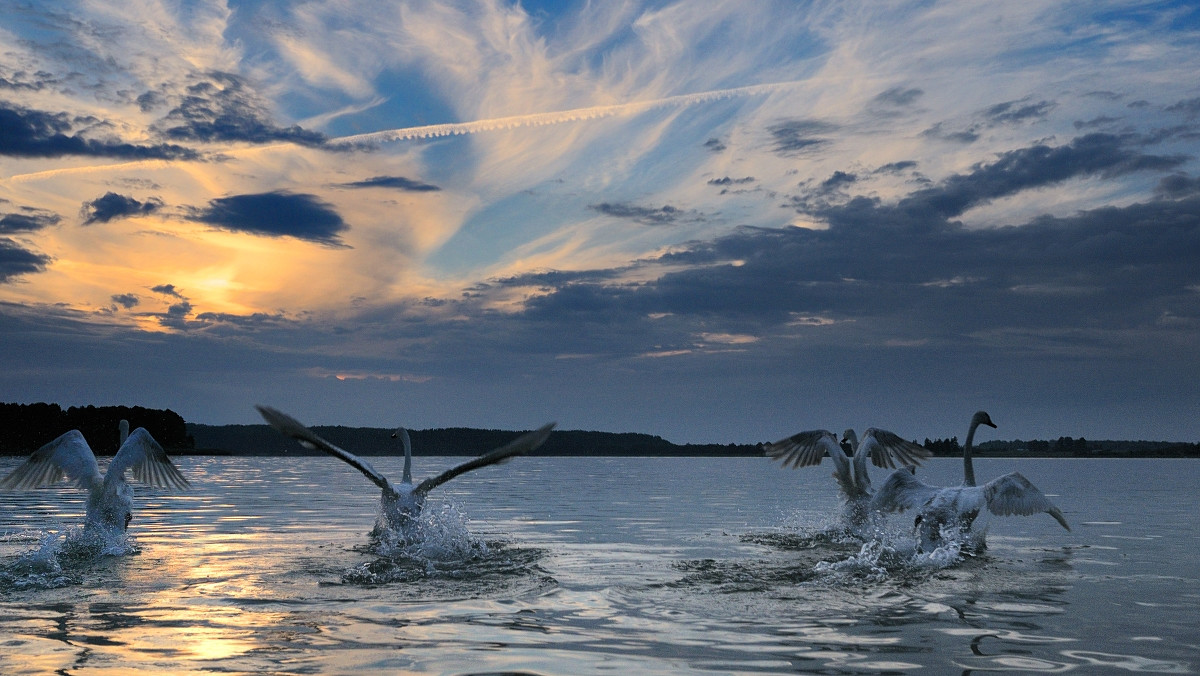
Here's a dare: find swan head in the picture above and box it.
[972,411,997,429]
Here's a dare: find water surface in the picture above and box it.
[2,456,1196,673]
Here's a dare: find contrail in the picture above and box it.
[333,79,801,146]
[4,79,800,183]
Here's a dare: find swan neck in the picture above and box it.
[401,430,412,484]
[963,422,979,486]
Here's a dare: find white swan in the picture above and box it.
[256,405,554,536]
[871,411,1070,551]
[0,425,189,533]
[765,427,930,526]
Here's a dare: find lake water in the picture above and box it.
[1,454,1197,674]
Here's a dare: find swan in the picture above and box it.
[765,427,930,527]
[871,411,1070,551]
[0,425,189,534]
[256,405,555,536]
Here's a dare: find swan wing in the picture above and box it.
[871,468,940,513]
[859,428,931,470]
[764,430,843,469]
[414,422,555,496]
[982,472,1071,530]
[257,405,392,494]
[765,430,857,497]
[107,428,190,490]
[0,430,103,491]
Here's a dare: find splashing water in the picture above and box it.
[812,519,988,583]
[341,500,547,588]
[1,523,138,591]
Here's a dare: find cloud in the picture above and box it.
[872,86,924,108]
[980,98,1056,126]
[151,72,327,146]
[810,133,1187,229]
[0,104,199,159]
[767,119,834,155]
[1165,97,1200,118]
[188,191,349,246]
[589,202,697,226]
[874,161,918,174]
[1155,174,1200,198]
[110,293,140,309]
[0,208,60,233]
[152,284,185,299]
[80,192,164,225]
[0,239,52,283]
[707,176,755,186]
[338,176,441,192]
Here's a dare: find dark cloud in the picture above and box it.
[339,176,441,192]
[1155,174,1200,198]
[872,86,923,107]
[0,69,54,92]
[80,192,164,225]
[819,171,858,191]
[111,293,140,309]
[874,161,918,174]
[921,122,979,144]
[704,137,726,152]
[193,311,288,328]
[981,99,1056,126]
[1165,97,1200,118]
[707,176,755,186]
[819,133,1187,230]
[159,301,194,330]
[152,284,185,299]
[506,132,1200,357]
[589,202,696,226]
[189,191,349,246]
[0,239,52,283]
[152,72,327,146]
[0,104,199,159]
[0,208,60,233]
[921,99,1056,146]
[767,119,834,155]
[1073,115,1123,130]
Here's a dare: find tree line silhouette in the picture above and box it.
[0,402,192,455]
[3,402,1195,457]
[922,436,1199,458]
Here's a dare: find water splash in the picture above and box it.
[341,501,554,594]
[0,524,139,591]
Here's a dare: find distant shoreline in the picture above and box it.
[1,402,1196,458]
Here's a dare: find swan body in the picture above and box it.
[765,427,930,526]
[256,405,555,536]
[0,426,189,534]
[872,411,1070,551]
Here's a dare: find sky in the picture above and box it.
[2,0,1198,444]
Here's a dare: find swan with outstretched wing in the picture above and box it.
[871,411,1069,551]
[1,425,189,533]
[256,405,554,536]
[765,427,930,526]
